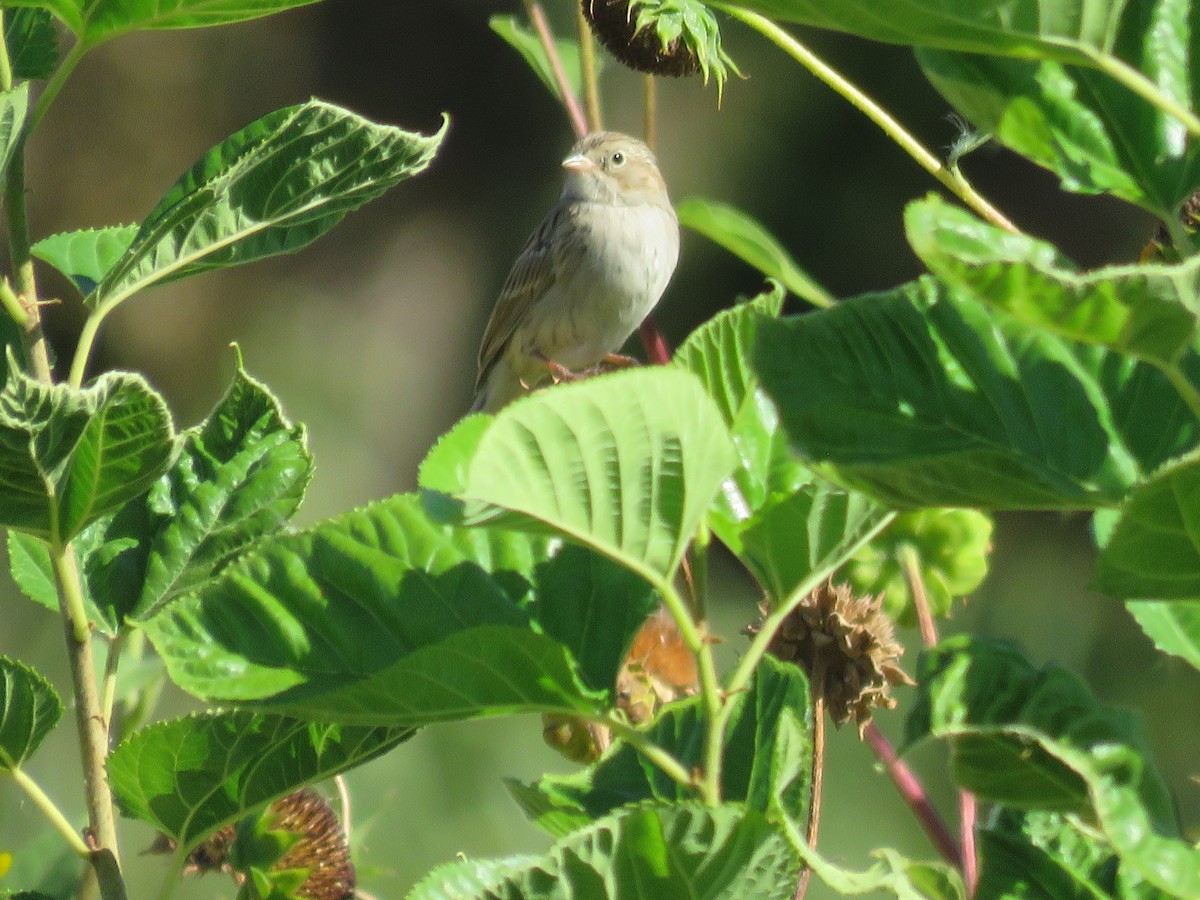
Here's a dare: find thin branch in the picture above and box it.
[523,0,589,138]
[714,5,1018,234]
[5,767,90,856]
[1080,48,1200,140]
[794,661,826,900]
[643,74,657,150]
[900,545,937,649]
[959,790,978,897]
[577,1,603,131]
[604,716,696,790]
[862,723,962,867]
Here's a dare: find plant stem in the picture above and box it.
[643,74,657,150]
[577,1,603,132]
[523,0,589,138]
[714,5,1018,234]
[604,716,696,789]
[862,723,961,867]
[0,276,28,327]
[5,767,91,857]
[1162,361,1200,424]
[5,150,52,382]
[28,40,88,135]
[50,543,122,877]
[959,790,978,897]
[793,660,826,900]
[100,633,126,732]
[1079,48,1200,140]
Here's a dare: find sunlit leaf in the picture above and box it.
[1126,600,1200,670]
[32,226,138,297]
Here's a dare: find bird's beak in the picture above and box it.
[562,153,600,173]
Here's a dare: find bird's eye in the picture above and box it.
[610,151,625,166]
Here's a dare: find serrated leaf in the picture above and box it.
[0,84,29,187]
[906,636,1198,895]
[787,841,964,900]
[516,656,811,831]
[845,508,993,624]
[907,196,1200,366]
[5,8,57,79]
[406,855,541,900]
[0,358,176,542]
[489,15,589,104]
[409,803,800,900]
[1126,600,1200,669]
[420,368,738,585]
[677,198,835,309]
[1096,449,1200,601]
[87,102,446,314]
[754,278,1200,510]
[917,0,1200,219]
[107,710,408,853]
[141,494,620,724]
[0,658,63,771]
[6,531,57,612]
[5,0,320,43]
[31,226,139,297]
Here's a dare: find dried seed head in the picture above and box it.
[583,0,701,77]
[752,582,913,731]
[268,789,356,900]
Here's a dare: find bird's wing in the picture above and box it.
[475,210,561,393]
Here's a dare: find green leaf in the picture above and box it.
[0,84,29,186]
[88,102,447,314]
[142,493,613,724]
[6,0,321,44]
[754,278,1200,509]
[108,711,408,853]
[517,656,811,831]
[0,358,176,542]
[845,508,994,624]
[721,0,1125,61]
[31,226,139,297]
[408,803,800,900]
[5,8,57,79]
[489,15,590,104]
[917,0,1200,218]
[676,197,835,309]
[0,658,62,770]
[1096,449,1200,600]
[6,531,57,612]
[787,842,964,900]
[420,367,738,584]
[907,636,1199,895]
[907,196,1200,366]
[1126,600,1200,669]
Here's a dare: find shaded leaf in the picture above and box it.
[677,197,835,308]
[0,84,29,187]
[5,8,57,79]
[421,367,737,584]
[0,658,62,770]
[754,278,1199,509]
[108,711,408,853]
[1126,600,1200,669]
[907,196,1199,366]
[32,226,138,297]
[0,357,176,542]
[88,102,447,314]
[489,15,590,104]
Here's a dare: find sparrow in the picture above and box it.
[471,131,679,412]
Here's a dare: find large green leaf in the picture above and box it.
[1096,449,1200,600]
[906,196,1200,366]
[408,803,800,900]
[0,84,29,186]
[421,367,737,585]
[4,8,57,79]
[142,494,632,724]
[1126,600,1200,669]
[6,0,319,44]
[676,198,835,309]
[754,278,1200,509]
[87,102,447,315]
[917,0,1200,218]
[514,656,811,833]
[107,711,408,853]
[0,658,62,771]
[0,358,175,542]
[724,0,1126,60]
[31,226,138,297]
[907,636,1198,895]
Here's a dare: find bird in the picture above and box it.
[470,131,679,413]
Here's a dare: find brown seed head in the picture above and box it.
[582,0,702,77]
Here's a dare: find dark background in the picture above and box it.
[0,2,1194,897]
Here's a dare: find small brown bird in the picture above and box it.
[471,131,679,412]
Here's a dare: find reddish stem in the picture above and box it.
[639,316,671,364]
[526,2,589,138]
[862,722,962,868]
[959,791,978,896]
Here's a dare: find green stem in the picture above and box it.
[4,767,91,857]
[1162,361,1200,423]
[0,276,28,327]
[603,716,695,789]
[714,5,1018,234]
[70,310,103,386]
[1079,48,1200,140]
[28,41,89,136]
[5,150,52,382]
[1163,213,1195,259]
[155,844,188,900]
[100,632,126,732]
[577,1,603,132]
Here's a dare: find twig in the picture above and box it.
[862,723,961,867]
[900,546,937,648]
[523,1,589,138]
[794,660,827,900]
[959,790,978,896]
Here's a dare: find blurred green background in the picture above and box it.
[0,1,1196,897]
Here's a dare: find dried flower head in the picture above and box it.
[751,581,913,731]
